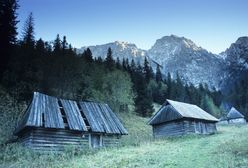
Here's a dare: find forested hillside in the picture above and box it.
[0,0,247,146]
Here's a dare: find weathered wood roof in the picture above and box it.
[148,99,219,125]
[14,92,128,135]
[227,107,244,119]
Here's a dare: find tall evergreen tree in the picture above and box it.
[126,58,131,73]
[62,35,68,52]
[105,47,115,70]
[166,72,172,98]
[53,34,61,54]
[116,57,121,69]
[133,64,154,117]
[22,12,35,48]
[82,48,93,63]
[155,64,162,83]
[36,38,45,52]
[143,57,152,83]
[0,0,19,78]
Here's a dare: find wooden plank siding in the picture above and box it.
[14,92,128,151]
[102,135,120,147]
[18,128,122,151]
[152,120,217,138]
[19,128,89,151]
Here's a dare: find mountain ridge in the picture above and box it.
[77,35,248,90]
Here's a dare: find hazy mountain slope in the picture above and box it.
[219,36,248,91]
[78,41,148,64]
[147,35,226,89]
[77,35,248,90]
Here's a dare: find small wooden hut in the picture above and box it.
[14,92,128,151]
[148,99,218,137]
[226,107,246,124]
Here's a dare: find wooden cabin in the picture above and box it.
[226,107,246,124]
[14,92,128,151]
[148,99,218,137]
[218,116,228,124]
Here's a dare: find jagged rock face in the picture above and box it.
[219,37,248,91]
[148,35,225,89]
[223,37,248,71]
[78,41,147,64]
[77,35,248,90]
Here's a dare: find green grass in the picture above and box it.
[0,113,248,168]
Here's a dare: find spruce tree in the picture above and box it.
[126,58,131,73]
[0,0,19,78]
[143,57,152,83]
[105,47,115,70]
[116,57,121,69]
[122,58,127,71]
[155,64,162,83]
[82,48,93,63]
[22,12,35,48]
[36,38,45,53]
[134,64,154,117]
[166,72,172,98]
[53,34,61,54]
[62,35,68,52]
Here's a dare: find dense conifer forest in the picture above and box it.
[0,0,247,121]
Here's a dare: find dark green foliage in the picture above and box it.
[62,36,68,51]
[21,12,35,48]
[0,1,231,121]
[3,12,37,102]
[155,64,162,83]
[122,58,127,71]
[105,47,115,70]
[226,72,248,120]
[115,57,121,69]
[53,34,61,54]
[0,0,19,78]
[143,57,153,83]
[133,65,154,117]
[82,48,93,63]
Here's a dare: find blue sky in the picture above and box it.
[17,0,248,54]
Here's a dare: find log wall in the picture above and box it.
[152,120,217,138]
[102,135,120,147]
[19,128,89,151]
[18,128,121,151]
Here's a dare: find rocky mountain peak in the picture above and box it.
[77,35,248,90]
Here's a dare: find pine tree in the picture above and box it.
[126,58,131,73]
[53,34,61,54]
[143,57,152,83]
[22,12,35,48]
[0,0,19,78]
[105,47,115,70]
[166,72,172,98]
[116,57,121,69]
[133,64,154,117]
[175,72,185,101]
[96,56,103,64]
[155,64,162,83]
[82,48,93,63]
[122,58,127,71]
[62,35,68,52]
[36,38,45,52]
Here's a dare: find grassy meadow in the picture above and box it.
[0,113,248,168]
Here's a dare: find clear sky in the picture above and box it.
[17,0,248,54]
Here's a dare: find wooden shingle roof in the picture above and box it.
[14,92,128,135]
[148,99,219,125]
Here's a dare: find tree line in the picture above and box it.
[0,0,241,119]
